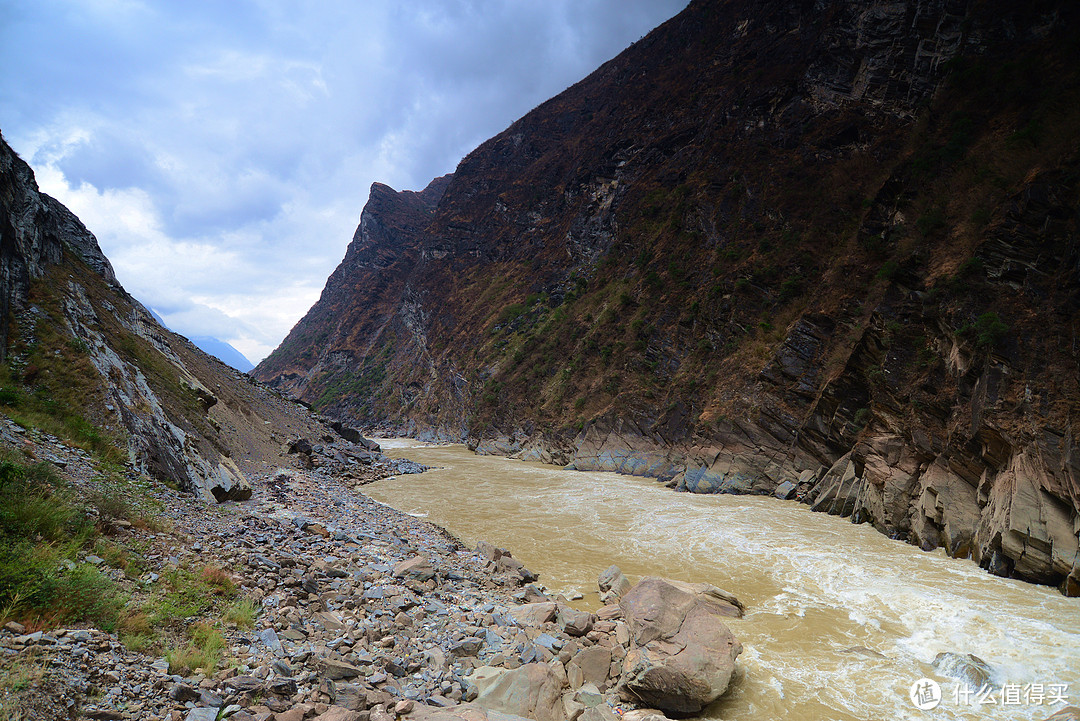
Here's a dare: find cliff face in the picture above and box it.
[0,132,332,500]
[258,175,453,423]
[255,0,1080,593]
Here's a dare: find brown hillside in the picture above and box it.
[256,0,1080,593]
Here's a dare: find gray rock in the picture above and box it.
[616,577,742,714]
[394,556,436,582]
[557,606,593,637]
[451,637,485,657]
[184,709,220,721]
[169,683,201,702]
[932,652,996,691]
[257,628,283,654]
[774,480,797,500]
[597,566,631,603]
[322,658,364,680]
[225,675,264,693]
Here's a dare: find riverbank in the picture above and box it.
[0,432,645,721]
[372,440,1080,721]
[382,419,1080,598]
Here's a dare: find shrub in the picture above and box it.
[853,407,872,429]
[917,207,946,237]
[876,260,900,281]
[973,312,1009,348]
[53,565,125,631]
[118,610,157,651]
[200,565,237,596]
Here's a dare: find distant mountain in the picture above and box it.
[189,336,255,373]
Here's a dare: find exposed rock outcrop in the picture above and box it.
[0,131,349,500]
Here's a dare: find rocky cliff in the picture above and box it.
[255,0,1080,593]
[0,131,367,500]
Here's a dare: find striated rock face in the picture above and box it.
[0,131,332,500]
[257,176,452,425]
[255,0,1080,591]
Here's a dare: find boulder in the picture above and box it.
[597,565,631,603]
[401,703,532,721]
[394,556,436,582]
[510,602,557,627]
[571,647,612,689]
[557,605,594,637]
[621,711,669,721]
[774,480,797,500]
[313,708,363,721]
[1046,708,1080,721]
[616,577,743,714]
[224,675,264,693]
[580,707,618,721]
[932,652,995,691]
[321,658,363,680]
[471,664,568,721]
[497,555,538,583]
[209,462,252,502]
[287,438,313,455]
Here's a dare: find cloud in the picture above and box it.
[0,0,687,363]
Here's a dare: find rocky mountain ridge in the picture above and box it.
[255,0,1080,594]
[0,130,408,501]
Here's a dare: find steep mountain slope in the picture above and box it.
[0,131,338,499]
[256,0,1080,593]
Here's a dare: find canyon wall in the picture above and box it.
[255,0,1080,592]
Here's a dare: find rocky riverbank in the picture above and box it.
[0,425,745,721]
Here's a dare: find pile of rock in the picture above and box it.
[0,433,747,721]
[283,436,427,487]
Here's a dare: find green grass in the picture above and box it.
[0,452,167,633]
[222,597,260,629]
[166,621,226,675]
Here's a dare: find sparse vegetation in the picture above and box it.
[222,597,260,629]
[958,311,1009,349]
[167,621,226,675]
[0,452,125,630]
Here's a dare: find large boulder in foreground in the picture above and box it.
[402,703,530,721]
[616,577,743,714]
[471,664,567,721]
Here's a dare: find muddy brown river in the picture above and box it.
[370,440,1080,721]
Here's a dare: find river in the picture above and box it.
[367,440,1080,721]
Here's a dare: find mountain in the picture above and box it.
[255,0,1080,594]
[0,129,341,500]
[188,335,255,373]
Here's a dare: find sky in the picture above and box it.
[0,0,687,365]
